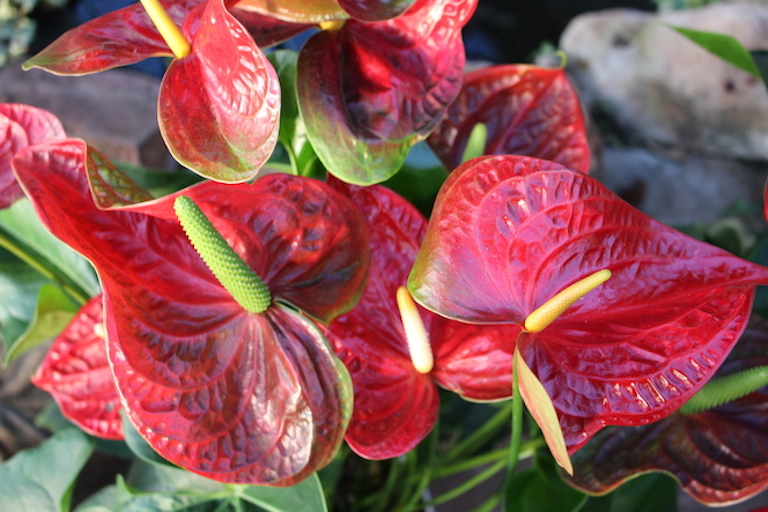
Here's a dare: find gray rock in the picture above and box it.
[600,146,766,226]
[0,62,174,169]
[560,4,768,161]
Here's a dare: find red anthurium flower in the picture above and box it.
[427,64,592,173]
[324,177,514,459]
[234,0,476,185]
[408,154,768,454]
[13,139,370,484]
[0,104,65,209]
[236,0,415,23]
[24,0,280,184]
[568,317,768,506]
[32,295,124,441]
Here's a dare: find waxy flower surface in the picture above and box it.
[427,64,591,173]
[24,0,280,183]
[32,295,123,440]
[236,0,477,185]
[325,178,515,459]
[0,104,65,209]
[236,0,415,23]
[568,317,768,506]
[12,139,370,484]
[408,154,768,453]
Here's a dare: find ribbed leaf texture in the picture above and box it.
[13,139,370,484]
[0,104,65,209]
[32,295,123,440]
[427,64,591,172]
[408,154,768,453]
[568,317,768,506]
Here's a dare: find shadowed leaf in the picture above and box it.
[427,65,590,172]
[568,317,768,506]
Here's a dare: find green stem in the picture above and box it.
[174,196,271,313]
[442,402,513,465]
[503,351,524,491]
[680,365,768,414]
[474,493,502,512]
[428,458,508,507]
[399,419,440,512]
[0,227,88,306]
[435,438,544,479]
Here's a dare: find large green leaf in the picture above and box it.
[580,473,678,512]
[121,412,175,470]
[4,283,79,364]
[670,25,761,77]
[0,428,94,512]
[234,473,328,512]
[0,198,99,298]
[0,248,49,350]
[505,458,587,512]
[269,50,323,178]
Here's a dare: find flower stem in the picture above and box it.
[139,0,191,59]
[503,351,524,491]
[442,402,513,465]
[428,459,508,507]
[174,196,271,313]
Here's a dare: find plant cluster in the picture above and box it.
[2,0,768,510]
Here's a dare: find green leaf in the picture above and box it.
[269,49,322,178]
[669,25,761,77]
[4,283,79,364]
[459,122,488,164]
[382,141,447,217]
[582,473,678,512]
[121,411,176,469]
[505,458,587,512]
[126,459,225,495]
[0,428,94,512]
[74,485,118,512]
[0,199,99,295]
[233,473,328,512]
[0,248,49,351]
[749,50,768,89]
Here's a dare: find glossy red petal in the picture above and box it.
[336,0,416,21]
[431,319,516,401]
[160,0,280,182]
[13,140,364,484]
[0,104,65,209]
[32,295,123,440]
[409,154,768,451]
[341,0,476,142]
[84,146,154,209]
[233,0,346,23]
[569,318,768,506]
[297,0,476,184]
[325,179,438,458]
[22,0,202,74]
[0,116,28,209]
[230,6,313,47]
[427,65,591,172]
[326,179,513,458]
[297,31,411,185]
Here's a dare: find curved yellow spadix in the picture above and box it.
[524,269,612,334]
[396,286,434,374]
[140,0,191,59]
